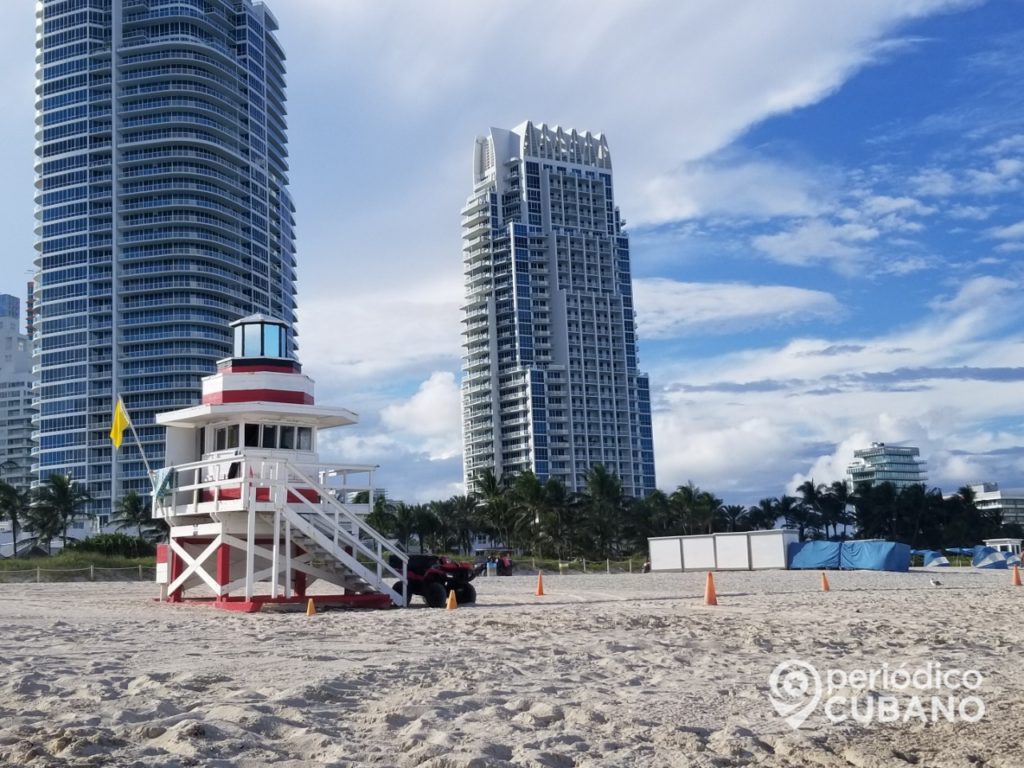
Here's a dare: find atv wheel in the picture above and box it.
[391,580,406,606]
[423,581,447,608]
[455,583,477,604]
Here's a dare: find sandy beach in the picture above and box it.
[0,568,1020,767]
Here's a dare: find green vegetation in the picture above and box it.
[66,533,155,558]
[0,550,154,573]
[365,467,1021,558]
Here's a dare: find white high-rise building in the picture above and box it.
[461,122,655,497]
[846,442,927,491]
[0,295,33,493]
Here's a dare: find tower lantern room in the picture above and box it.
[233,314,291,362]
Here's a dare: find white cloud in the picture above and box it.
[987,220,1024,241]
[982,133,1024,155]
[297,282,462,380]
[947,204,995,221]
[633,278,841,338]
[650,275,1024,501]
[910,168,956,196]
[751,219,878,272]
[380,371,463,461]
[860,195,935,217]
[636,153,830,224]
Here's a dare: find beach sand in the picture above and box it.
[0,568,1020,767]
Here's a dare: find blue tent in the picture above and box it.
[788,540,841,569]
[1002,551,1021,567]
[972,546,1009,569]
[923,550,950,567]
[788,540,911,571]
[946,547,975,556]
[840,540,911,572]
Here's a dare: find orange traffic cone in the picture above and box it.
[446,589,458,610]
[704,572,717,606]
[1013,565,1022,587]
[821,572,830,592]
[306,598,316,616]
[536,571,545,596]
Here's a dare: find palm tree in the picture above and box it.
[411,504,438,553]
[366,493,397,535]
[746,497,780,530]
[22,500,62,554]
[669,482,700,535]
[511,471,550,553]
[824,480,853,538]
[474,468,519,551]
[112,491,150,539]
[390,502,418,552]
[778,494,817,540]
[426,499,455,552]
[720,504,748,533]
[447,494,478,555]
[0,481,30,556]
[796,479,827,535]
[580,465,623,557]
[32,474,92,547]
[695,490,723,534]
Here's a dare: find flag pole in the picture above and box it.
[116,395,156,491]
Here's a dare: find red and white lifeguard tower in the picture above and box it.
[151,314,407,611]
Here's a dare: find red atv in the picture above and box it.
[391,554,478,608]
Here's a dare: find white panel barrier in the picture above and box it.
[749,530,798,570]
[648,537,683,571]
[714,533,751,570]
[647,529,797,571]
[681,535,717,571]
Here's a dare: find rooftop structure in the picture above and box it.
[846,442,927,491]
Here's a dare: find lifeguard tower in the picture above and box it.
[152,315,408,611]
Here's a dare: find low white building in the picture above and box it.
[971,483,1024,527]
[983,538,1022,555]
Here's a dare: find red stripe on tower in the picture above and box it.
[202,389,314,405]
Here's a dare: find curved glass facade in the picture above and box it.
[34,0,296,515]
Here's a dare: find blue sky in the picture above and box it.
[3,0,1023,504]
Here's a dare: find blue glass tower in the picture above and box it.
[461,123,656,498]
[34,0,296,516]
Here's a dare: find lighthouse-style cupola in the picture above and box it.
[232,314,292,365]
[151,315,407,612]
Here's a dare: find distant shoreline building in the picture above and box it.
[33,1,296,515]
[460,122,655,497]
[971,482,1024,527]
[846,442,927,491]
[0,295,33,493]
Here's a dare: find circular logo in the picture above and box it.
[768,660,822,729]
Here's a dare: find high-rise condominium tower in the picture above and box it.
[0,296,34,494]
[461,122,655,497]
[34,0,296,516]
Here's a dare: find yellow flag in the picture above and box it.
[109,397,131,449]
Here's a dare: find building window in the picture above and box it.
[244,423,260,447]
[261,424,277,449]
